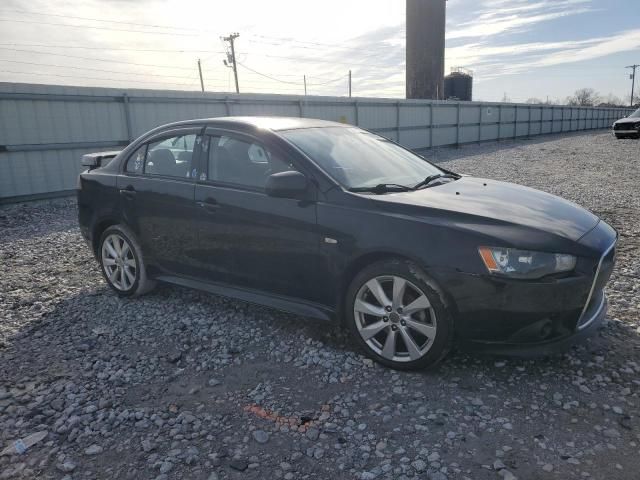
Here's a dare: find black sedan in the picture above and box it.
[77,117,617,370]
[613,107,640,138]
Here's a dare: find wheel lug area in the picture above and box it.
[383,316,389,322]
[385,306,392,313]
[397,307,403,314]
[400,320,406,326]
[391,325,398,331]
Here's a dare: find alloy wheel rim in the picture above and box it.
[101,233,137,291]
[354,275,437,363]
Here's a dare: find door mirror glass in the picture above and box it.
[265,171,308,199]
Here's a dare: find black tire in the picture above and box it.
[345,258,453,371]
[98,224,156,297]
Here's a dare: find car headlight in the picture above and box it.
[478,246,576,279]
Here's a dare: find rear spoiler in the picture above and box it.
[81,150,121,170]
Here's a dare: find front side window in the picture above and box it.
[125,134,198,178]
[281,127,443,189]
[206,135,293,188]
[146,134,197,178]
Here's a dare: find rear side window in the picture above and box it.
[125,134,198,178]
[206,135,293,188]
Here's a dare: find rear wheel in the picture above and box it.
[99,225,155,297]
[346,258,453,370]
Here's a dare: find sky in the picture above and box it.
[0,0,638,103]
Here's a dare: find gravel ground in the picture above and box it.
[1,131,639,480]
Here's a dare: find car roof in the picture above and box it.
[158,116,351,132]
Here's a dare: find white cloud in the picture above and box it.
[448,0,594,39]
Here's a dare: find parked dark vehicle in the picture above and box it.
[77,117,617,370]
[613,108,640,138]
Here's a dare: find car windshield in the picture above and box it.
[629,108,640,118]
[281,127,444,189]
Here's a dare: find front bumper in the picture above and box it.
[431,222,617,357]
[458,293,607,357]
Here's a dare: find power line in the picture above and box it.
[0,8,205,31]
[0,58,228,81]
[309,75,348,86]
[237,62,302,85]
[0,47,202,71]
[0,43,224,53]
[0,69,202,88]
[0,18,200,36]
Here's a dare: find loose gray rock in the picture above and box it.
[252,429,270,444]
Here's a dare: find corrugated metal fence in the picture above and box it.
[0,82,632,202]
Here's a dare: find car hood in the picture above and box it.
[614,117,640,125]
[374,177,599,242]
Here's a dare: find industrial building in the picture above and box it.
[406,0,446,100]
[444,68,473,101]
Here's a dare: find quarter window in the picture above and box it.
[206,135,293,188]
[126,145,146,174]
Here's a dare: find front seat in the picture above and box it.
[147,149,176,176]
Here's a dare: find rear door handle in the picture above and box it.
[119,187,136,199]
[196,200,220,213]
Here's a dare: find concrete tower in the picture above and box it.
[406,0,446,100]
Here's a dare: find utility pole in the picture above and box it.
[348,70,352,97]
[626,64,639,107]
[304,75,307,96]
[222,33,240,94]
[197,58,204,92]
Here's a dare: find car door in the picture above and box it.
[192,128,322,303]
[118,126,204,275]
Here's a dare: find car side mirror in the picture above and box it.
[265,171,309,199]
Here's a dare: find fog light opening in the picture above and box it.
[539,321,553,340]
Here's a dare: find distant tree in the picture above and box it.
[598,94,625,107]
[566,88,600,106]
[525,97,543,104]
[501,93,511,103]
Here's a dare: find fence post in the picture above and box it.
[498,104,502,141]
[224,97,231,116]
[456,102,461,146]
[354,100,359,126]
[478,104,483,143]
[513,105,518,139]
[429,103,434,148]
[396,101,401,143]
[527,105,532,138]
[122,93,133,142]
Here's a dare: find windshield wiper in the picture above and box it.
[413,173,459,190]
[348,183,413,194]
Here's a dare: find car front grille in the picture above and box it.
[577,243,616,329]
[614,122,639,130]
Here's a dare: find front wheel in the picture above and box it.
[99,225,156,297]
[345,258,453,370]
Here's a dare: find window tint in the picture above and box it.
[125,145,146,174]
[206,135,293,188]
[145,134,197,178]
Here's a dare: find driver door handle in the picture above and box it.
[119,186,136,199]
[196,199,220,213]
